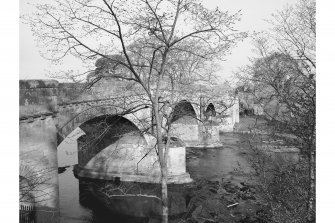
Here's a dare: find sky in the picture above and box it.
[8,1,335,221]
[6,1,335,221]
[19,0,298,81]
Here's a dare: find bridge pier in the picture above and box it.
[20,115,59,223]
[20,80,60,223]
[74,131,192,184]
[169,98,240,148]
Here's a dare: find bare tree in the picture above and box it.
[235,0,315,221]
[25,0,246,221]
[19,162,55,205]
[19,159,60,223]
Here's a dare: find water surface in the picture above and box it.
[57,131,250,222]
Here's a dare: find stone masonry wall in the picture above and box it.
[19,80,59,117]
[20,116,59,222]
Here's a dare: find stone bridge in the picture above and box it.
[19,79,239,221]
[56,95,152,144]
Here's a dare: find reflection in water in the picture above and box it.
[187,133,251,181]
[58,131,247,222]
[59,166,155,223]
[57,128,169,223]
[59,166,92,223]
[58,127,93,222]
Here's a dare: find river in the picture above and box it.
[57,130,250,222]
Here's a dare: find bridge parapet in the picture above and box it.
[19,80,59,118]
[20,115,59,222]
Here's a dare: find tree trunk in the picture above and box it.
[152,49,169,223]
[153,103,169,223]
[273,100,280,120]
[161,160,169,223]
[152,84,169,223]
[307,140,316,222]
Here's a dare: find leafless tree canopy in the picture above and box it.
[234,0,315,221]
[25,0,246,85]
[25,1,246,221]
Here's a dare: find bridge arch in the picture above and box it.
[204,103,216,118]
[171,100,198,124]
[77,114,148,168]
[169,100,199,145]
[56,104,151,145]
[74,114,164,181]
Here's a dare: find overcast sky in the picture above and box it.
[19,0,298,82]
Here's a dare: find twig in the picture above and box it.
[227,202,239,208]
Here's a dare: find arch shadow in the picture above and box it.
[204,103,216,118]
[169,100,199,145]
[57,105,150,146]
[76,115,147,167]
[171,100,198,124]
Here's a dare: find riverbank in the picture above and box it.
[83,117,269,222]
[58,116,300,222]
